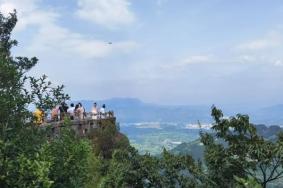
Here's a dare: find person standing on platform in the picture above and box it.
[34,107,44,125]
[77,103,85,120]
[91,102,98,120]
[59,102,68,120]
[100,104,106,119]
[67,103,75,120]
[51,105,59,121]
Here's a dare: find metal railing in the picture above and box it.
[42,111,115,124]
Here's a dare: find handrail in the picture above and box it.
[40,110,115,125]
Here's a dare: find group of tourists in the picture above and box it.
[33,102,108,125]
[51,102,82,121]
[91,102,106,120]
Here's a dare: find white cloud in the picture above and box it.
[274,59,283,66]
[0,0,137,59]
[238,55,256,63]
[182,55,211,65]
[0,2,15,15]
[236,31,283,51]
[234,53,283,67]
[76,0,135,28]
[0,0,37,16]
[233,30,283,67]
[0,0,52,32]
[160,55,213,72]
[28,22,138,59]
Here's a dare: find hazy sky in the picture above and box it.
[1,0,283,106]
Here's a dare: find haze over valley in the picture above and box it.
[75,98,283,154]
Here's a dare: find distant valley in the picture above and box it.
[75,98,283,154]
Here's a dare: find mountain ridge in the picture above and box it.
[72,98,283,125]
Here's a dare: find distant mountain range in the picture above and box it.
[75,98,212,123]
[250,105,283,125]
[73,98,283,125]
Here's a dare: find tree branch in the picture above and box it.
[267,158,280,182]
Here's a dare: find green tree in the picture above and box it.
[99,147,147,188]
[0,128,53,188]
[0,11,94,188]
[45,128,94,188]
[89,119,130,159]
[0,11,53,187]
[99,147,207,188]
[201,106,283,188]
[234,176,261,188]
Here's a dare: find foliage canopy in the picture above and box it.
[0,11,92,188]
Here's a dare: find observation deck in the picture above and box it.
[41,111,116,137]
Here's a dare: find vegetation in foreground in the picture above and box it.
[1,11,283,188]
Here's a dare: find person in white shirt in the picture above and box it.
[100,104,106,118]
[91,102,98,120]
[67,103,75,120]
[77,103,85,120]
